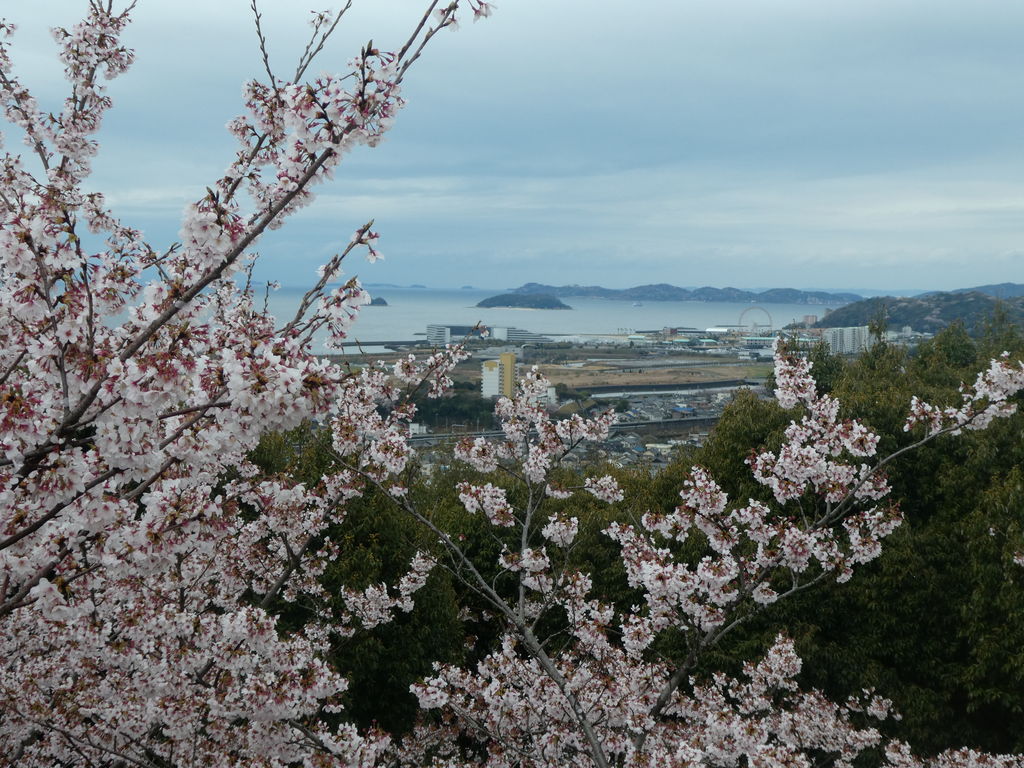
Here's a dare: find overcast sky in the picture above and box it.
[9,1,1024,294]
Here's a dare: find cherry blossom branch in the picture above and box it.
[250,0,282,92]
[294,3,352,82]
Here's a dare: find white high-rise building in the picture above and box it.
[822,326,872,355]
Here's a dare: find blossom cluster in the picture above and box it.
[340,551,434,631]
[752,342,886,504]
[413,632,895,768]
[905,353,1024,436]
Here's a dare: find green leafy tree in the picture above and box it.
[250,425,464,734]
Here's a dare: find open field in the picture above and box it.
[448,359,771,390]
[531,362,771,389]
[323,349,772,392]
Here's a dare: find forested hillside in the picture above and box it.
[816,292,1024,334]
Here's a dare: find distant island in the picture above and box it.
[368,296,388,306]
[509,282,861,305]
[814,283,1024,334]
[477,293,571,310]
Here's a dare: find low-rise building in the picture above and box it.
[426,324,487,346]
[488,326,554,344]
[427,324,552,346]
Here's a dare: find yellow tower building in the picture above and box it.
[498,352,516,398]
[481,352,517,398]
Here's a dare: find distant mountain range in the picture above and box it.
[510,282,861,305]
[921,282,1024,299]
[814,283,1024,334]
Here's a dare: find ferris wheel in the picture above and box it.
[739,306,773,333]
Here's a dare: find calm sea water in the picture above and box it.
[265,287,829,352]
